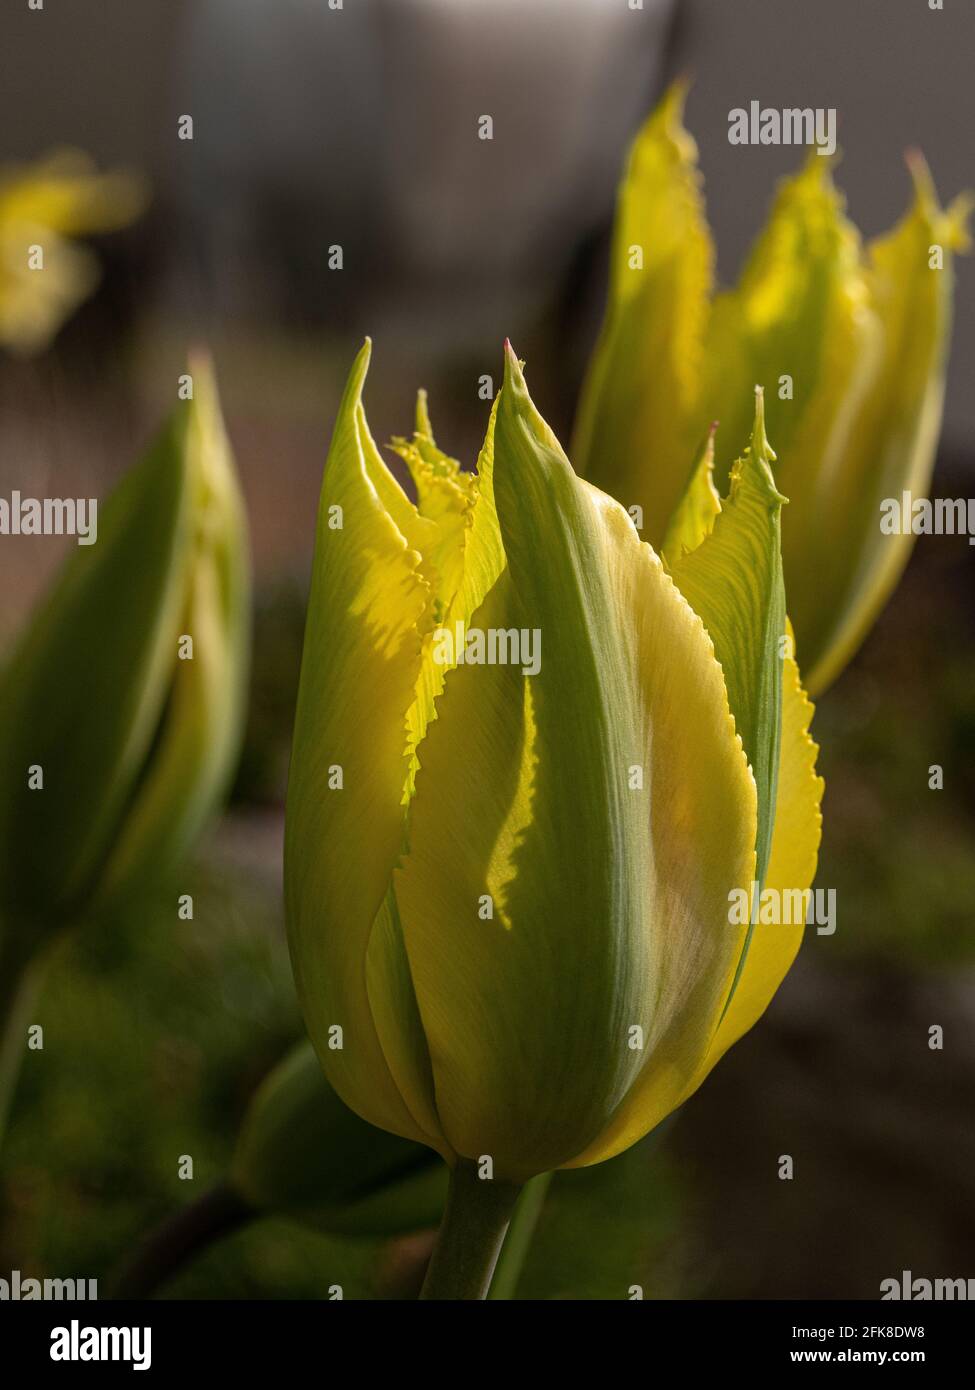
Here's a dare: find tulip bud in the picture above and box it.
[573,82,971,694]
[285,340,822,1185]
[230,1043,446,1237]
[0,355,249,959]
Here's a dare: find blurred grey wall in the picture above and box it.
[2,0,972,446]
[680,0,975,453]
[174,0,676,343]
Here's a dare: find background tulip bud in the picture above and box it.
[0,354,249,954]
[573,83,971,694]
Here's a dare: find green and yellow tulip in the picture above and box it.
[0,149,146,355]
[285,338,822,1206]
[574,84,971,694]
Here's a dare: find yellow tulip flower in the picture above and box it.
[0,149,146,355]
[285,339,822,1296]
[573,84,971,695]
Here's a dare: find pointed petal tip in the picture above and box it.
[185,344,215,387]
[660,74,692,123]
[501,339,526,391]
[354,336,374,375]
[739,385,787,506]
[902,152,973,251]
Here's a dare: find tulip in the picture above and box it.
[0,149,147,355]
[0,357,250,1138]
[285,338,823,1297]
[573,84,971,694]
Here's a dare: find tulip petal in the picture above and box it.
[660,422,720,569]
[790,161,972,692]
[389,412,474,611]
[700,156,870,494]
[670,391,787,905]
[400,395,502,798]
[395,347,756,1179]
[678,635,823,1094]
[572,82,713,543]
[284,340,449,1153]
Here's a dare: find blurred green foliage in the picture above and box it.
[813,525,975,969]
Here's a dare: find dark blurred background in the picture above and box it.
[0,0,972,1299]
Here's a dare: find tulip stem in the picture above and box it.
[419,1161,523,1301]
[109,1182,252,1299]
[0,940,45,1154]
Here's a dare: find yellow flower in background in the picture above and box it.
[0,149,147,355]
[285,339,822,1190]
[573,84,972,695]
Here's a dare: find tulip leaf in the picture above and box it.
[572,81,713,544]
[394,346,757,1178]
[231,1043,446,1237]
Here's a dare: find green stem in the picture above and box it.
[0,941,45,1152]
[419,1161,523,1300]
[487,1170,552,1299]
[108,1182,252,1299]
